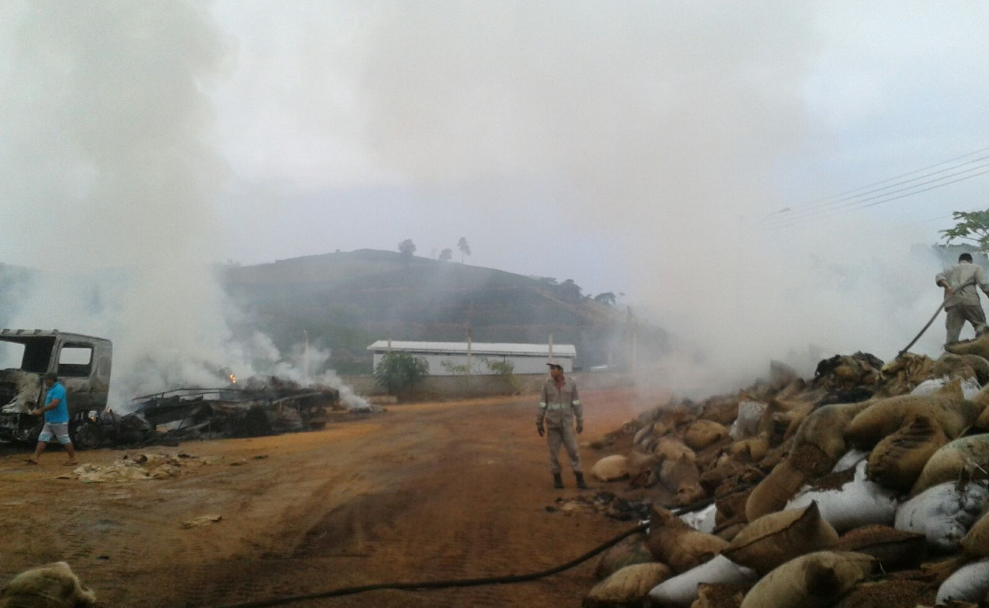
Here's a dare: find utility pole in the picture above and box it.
[626,307,637,372]
[548,332,554,363]
[466,327,473,395]
[303,330,310,383]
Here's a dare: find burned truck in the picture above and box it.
[1,328,347,448]
[0,329,112,444]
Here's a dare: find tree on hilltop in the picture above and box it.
[398,239,417,258]
[457,237,471,263]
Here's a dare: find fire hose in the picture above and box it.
[897,278,976,358]
[208,482,755,608]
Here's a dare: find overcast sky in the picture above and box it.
[197,1,989,295]
[2,0,988,298]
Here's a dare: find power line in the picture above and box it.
[770,166,989,230]
[769,161,989,228]
[770,154,989,224]
[775,145,989,218]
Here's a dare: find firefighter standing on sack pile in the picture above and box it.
[536,362,587,490]
[937,252,989,345]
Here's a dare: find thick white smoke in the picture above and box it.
[0,1,360,406]
[1,1,972,404]
[0,1,242,401]
[334,1,958,395]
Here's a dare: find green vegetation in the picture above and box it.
[440,360,468,375]
[485,358,521,395]
[374,352,429,397]
[941,209,989,253]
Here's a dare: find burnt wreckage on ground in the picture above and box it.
[0,329,343,448]
[111,378,342,447]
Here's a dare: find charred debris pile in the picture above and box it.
[89,376,377,448]
[579,334,989,608]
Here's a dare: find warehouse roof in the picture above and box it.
[367,341,576,357]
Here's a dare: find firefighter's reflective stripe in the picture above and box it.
[539,402,547,409]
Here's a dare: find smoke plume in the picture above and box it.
[0,1,362,405]
[340,1,954,395]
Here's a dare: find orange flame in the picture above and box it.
[229,373,237,384]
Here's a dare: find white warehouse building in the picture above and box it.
[367,341,576,376]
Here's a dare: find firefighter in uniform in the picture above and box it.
[536,362,587,489]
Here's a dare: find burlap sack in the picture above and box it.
[867,415,948,492]
[655,438,696,463]
[972,382,989,432]
[634,424,653,447]
[684,420,729,451]
[912,434,989,495]
[660,455,700,494]
[699,396,740,427]
[757,399,813,442]
[692,583,748,608]
[746,401,870,522]
[728,435,770,463]
[738,551,876,608]
[745,460,808,522]
[652,421,670,440]
[723,502,839,575]
[846,380,978,447]
[647,506,728,574]
[832,579,933,608]
[627,451,660,479]
[945,332,989,359]
[713,518,747,543]
[0,562,97,608]
[594,532,655,580]
[592,455,630,482]
[834,525,927,571]
[583,563,672,608]
[934,353,989,384]
[961,509,989,557]
[793,401,872,468]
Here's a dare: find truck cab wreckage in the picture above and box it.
[0,329,346,448]
[0,329,112,444]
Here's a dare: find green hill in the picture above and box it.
[223,249,664,374]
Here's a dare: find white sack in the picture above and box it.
[936,559,989,604]
[648,555,756,607]
[679,503,717,534]
[895,481,989,553]
[730,401,765,441]
[785,461,898,532]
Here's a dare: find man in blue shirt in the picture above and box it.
[27,372,77,465]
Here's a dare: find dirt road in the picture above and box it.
[0,389,658,608]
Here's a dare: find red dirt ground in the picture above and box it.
[0,388,666,608]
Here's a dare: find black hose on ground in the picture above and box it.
[208,482,755,608]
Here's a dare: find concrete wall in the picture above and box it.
[370,352,574,376]
[341,371,632,401]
